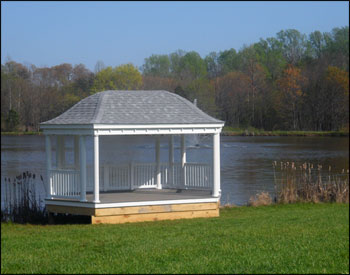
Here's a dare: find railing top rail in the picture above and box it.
[184,163,211,167]
[50,169,79,173]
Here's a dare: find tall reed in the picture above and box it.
[1,171,47,223]
[273,161,349,204]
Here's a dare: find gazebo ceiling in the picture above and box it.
[40,90,224,126]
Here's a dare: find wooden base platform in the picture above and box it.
[46,189,220,224]
[47,202,219,224]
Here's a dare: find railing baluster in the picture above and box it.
[49,163,211,197]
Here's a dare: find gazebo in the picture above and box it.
[40,90,224,224]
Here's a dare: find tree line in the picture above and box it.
[1,27,348,132]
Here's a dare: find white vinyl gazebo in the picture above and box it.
[40,90,224,224]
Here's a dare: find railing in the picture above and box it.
[184,163,212,189]
[50,169,80,198]
[133,163,156,188]
[106,164,130,191]
[48,162,212,198]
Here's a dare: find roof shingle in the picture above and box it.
[40,90,224,125]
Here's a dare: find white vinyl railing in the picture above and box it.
[49,162,212,198]
[133,163,156,188]
[50,169,80,198]
[184,163,212,189]
[106,164,130,191]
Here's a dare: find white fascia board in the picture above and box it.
[93,123,224,135]
[94,128,222,135]
[41,123,224,136]
[45,197,219,208]
[93,123,224,129]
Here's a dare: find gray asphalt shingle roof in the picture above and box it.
[40,90,224,125]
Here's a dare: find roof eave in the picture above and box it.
[40,122,224,129]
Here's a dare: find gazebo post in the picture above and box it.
[61,136,65,168]
[93,134,100,203]
[181,135,186,188]
[156,136,161,189]
[45,135,52,199]
[56,136,60,168]
[79,135,87,202]
[56,136,65,168]
[212,133,221,197]
[74,136,79,169]
[168,135,174,186]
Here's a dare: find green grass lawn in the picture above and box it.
[1,203,349,274]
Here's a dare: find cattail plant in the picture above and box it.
[1,171,47,223]
[272,161,349,204]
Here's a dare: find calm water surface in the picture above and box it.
[1,135,349,205]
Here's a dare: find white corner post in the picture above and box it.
[56,136,65,168]
[212,132,221,197]
[181,134,186,188]
[45,135,52,199]
[93,134,100,203]
[168,135,174,186]
[156,136,162,189]
[74,136,79,169]
[79,135,87,202]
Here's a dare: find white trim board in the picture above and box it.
[41,123,224,129]
[45,197,219,208]
[42,127,223,136]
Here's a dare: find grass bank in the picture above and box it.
[222,126,349,137]
[1,131,42,136]
[1,203,348,274]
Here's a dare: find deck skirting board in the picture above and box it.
[91,209,220,224]
[94,202,219,216]
[46,202,220,224]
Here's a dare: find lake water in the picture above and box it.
[1,135,349,205]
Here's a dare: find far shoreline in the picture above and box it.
[1,130,349,137]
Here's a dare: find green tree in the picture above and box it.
[254,37,286,81]
[91,67,116,93]
[185,79,217,116]
[324,27,349,70]
[113,63,143,90]
[218,48,240,75]
[169,49,186,79]
[5,109,19,131]
[142,54,171,77]
[307,30,327,59]
[204,52,220,79]
[179,51,207,81]
[91,64,142,93]
[277,29,307,65]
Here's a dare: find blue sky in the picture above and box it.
[1,1,349,71]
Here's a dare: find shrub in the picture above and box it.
[248,191,273,206]
[273,161,349,204]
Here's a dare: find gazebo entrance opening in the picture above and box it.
[46,134,217,203]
